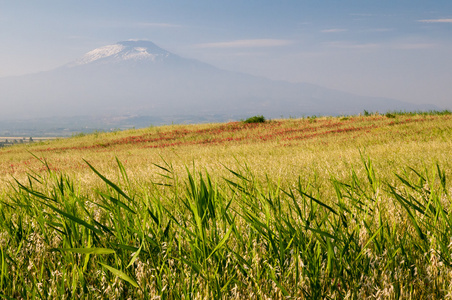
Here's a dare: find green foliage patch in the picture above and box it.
[243,115,266,123]
[0,155,451,298]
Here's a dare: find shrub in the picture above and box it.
[243,115,266,123]
[72,132,86,138]
[385,112,396,118]
[308,115,317,123]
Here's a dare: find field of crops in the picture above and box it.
[0,112,451,299]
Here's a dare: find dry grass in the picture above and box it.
[0,113,451,298]
[1,114,451,192]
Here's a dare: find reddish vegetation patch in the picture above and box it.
[33,116,436,152]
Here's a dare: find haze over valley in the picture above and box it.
[0,40,437,136]
[0,1,450,136]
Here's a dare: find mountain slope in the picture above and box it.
[0,40,435,123]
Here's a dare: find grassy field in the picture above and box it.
[0,112,451,298]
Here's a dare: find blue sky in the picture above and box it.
[1,1,451,108]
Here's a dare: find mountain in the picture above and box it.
[67,40,179,66]
[0,40,435,132]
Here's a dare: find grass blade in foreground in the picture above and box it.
[99,263,139,288]
[57,248,116,254]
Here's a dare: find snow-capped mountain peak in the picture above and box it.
[75,44,125,65]
[70,40,172,66]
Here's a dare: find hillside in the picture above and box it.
[0,113,451,298]
[2,112,451,191]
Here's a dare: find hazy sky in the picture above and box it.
[1,1,451,108]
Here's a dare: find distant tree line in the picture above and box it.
[0,137,33,148]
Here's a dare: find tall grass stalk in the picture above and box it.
[0,156,451,298]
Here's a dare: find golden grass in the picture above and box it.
[1,114,451,192]
[0,113,451,298]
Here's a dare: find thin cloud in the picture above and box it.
[135,22,181,28]
[328,41,437,50]
[65,35,93,40]
[418,19,452,23]
[321,28,347,33]
[350,13,374,17]
[327,41,380,50]
[366,28,393,32]
[393,43,437,50]
[194,39,293,48]
[97,21,182,29]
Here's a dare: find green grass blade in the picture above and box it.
[99,262,139,288]
[116,157,130,185]
[268,267,289,296]
[207,222,233,260]
[84,159,132,202]
[298,190,338,215]
[389,185,426,240]
[127,243,143,268]
[40,201,103,235]
[97,191,136,214]
[222,165,250,182]
[355,225,382,262]
[152,163,172,174]
[58,248,116,254]
[306,226,337,241]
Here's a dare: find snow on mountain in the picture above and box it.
[74,44,125,65]
[69,40,172,66]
